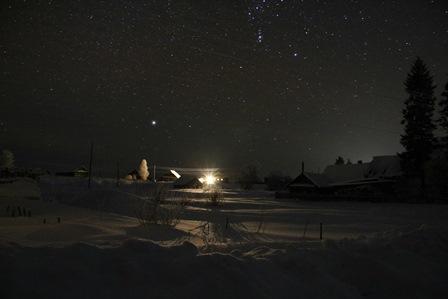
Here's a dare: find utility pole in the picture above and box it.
[88,142,94,189]
[116,161,120,187]
[153,164,156,182]
[320,222,323,240]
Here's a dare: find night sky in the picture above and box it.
[1,0,448,176]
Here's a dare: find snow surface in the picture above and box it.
[1,225,447,298]
[1,177,448,298]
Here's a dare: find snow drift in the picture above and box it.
[1,225,447,299]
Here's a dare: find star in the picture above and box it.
[1,0,444,177]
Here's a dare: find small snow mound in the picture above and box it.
[120,238,198,258]
[242,246,285,260]
[125,224,190,241]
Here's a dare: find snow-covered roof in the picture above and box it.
[365,155,402,178]
[323,163,369,184]
[289,172,332,188]
[305,173,332,187]
[290,155,402,188]
[173,174,202,187]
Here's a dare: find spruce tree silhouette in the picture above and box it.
[439,78,448,155]
[335,156,345,165]
[400,57,436,200]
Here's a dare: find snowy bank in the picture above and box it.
[1,225,447,299]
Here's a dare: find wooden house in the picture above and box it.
[288,156,402,197]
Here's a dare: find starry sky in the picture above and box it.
[1,0,448,176]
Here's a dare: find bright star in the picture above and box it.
[151,120,157,126]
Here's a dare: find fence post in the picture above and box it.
[320,222,323,240]
[302,220,308,239]
[88,142,94,189]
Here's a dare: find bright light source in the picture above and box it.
[204,174,216,185]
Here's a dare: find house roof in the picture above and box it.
[289,172,332,188]
[305,173,333,187]
[290,155,402,188]
[323,163,369,184]
[173,174,202,187]
[365,155,402,178]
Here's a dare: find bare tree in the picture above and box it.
[239,165,260,190]
[135,185,189,227]
[204,188,224,207]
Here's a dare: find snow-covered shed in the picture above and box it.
[173,174,203,189]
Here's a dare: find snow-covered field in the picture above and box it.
[1,177,448,298]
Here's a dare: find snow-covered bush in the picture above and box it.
[205,188,223,207]
[193,209,251,246]
[136,185,189,227]
[137,159,149,181]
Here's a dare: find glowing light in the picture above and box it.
[205,174,216,185]
[170,169,181,179]
[200,174,217,185]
